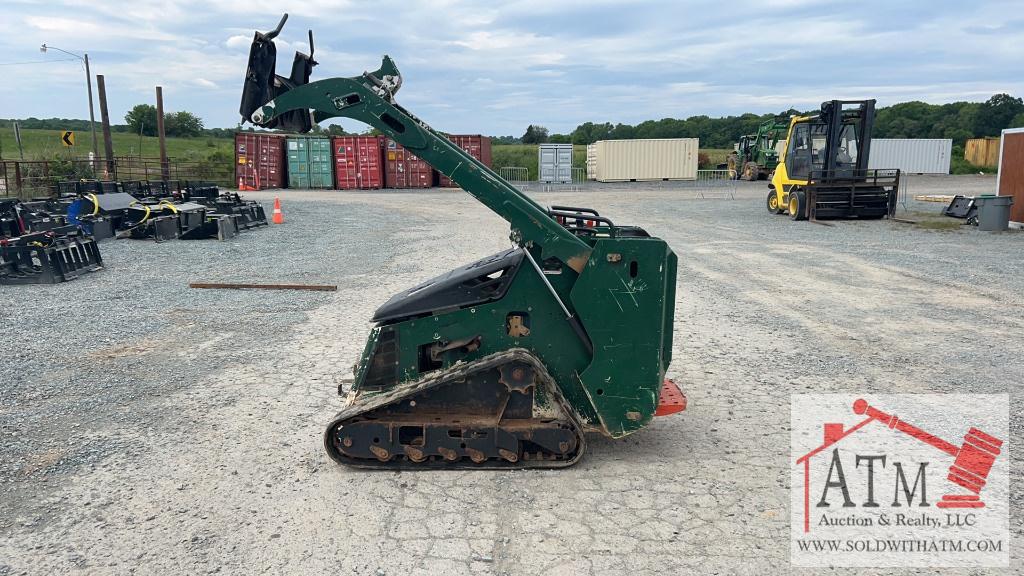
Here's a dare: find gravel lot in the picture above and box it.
[1,175,1020,575]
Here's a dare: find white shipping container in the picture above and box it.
[593,138,698,182]
[867,139,951,175]
[538,143,573,183]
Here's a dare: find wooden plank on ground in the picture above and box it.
[913,194,955,203]
[189,282,337,292]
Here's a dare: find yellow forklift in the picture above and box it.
[766,100,899,220]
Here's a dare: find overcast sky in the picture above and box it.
[2,0,1022,135]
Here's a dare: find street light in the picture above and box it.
[40,44,99,163]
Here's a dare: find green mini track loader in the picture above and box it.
[240,16,685,469]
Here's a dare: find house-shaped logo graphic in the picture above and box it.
[795,398,1004,533]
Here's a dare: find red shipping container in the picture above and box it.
[333,136,384,189]
[235,132,287,189]
[384,138,433,189]
[438,135,493,188]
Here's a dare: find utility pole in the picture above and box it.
[96,74,115,178]
[84,54,98,164]
[40,44,99,163]
[156,86,169,180]
[14,121,25,159]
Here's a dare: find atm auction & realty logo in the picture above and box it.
[790,394,1009,568]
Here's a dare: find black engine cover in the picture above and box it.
[373,248,524,323]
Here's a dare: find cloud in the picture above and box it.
[0,0,1021,134]
[225,35,251,49]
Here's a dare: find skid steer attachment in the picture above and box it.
[0,230,102,285]
[240,14,317,133]
[240,16,683,468]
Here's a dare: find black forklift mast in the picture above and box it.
[819,99,876,176]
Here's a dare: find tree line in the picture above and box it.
[0,108,232,139]
[5,93,1022,148]
[514,94,1024,148]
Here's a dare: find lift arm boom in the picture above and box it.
[247,56,592,273]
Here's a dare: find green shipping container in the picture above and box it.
[287,136,334,189]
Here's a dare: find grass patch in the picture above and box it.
[701,148,733,167]
[899,210,965,230]
[914,219,964,230]
[0,127,233,162]
[0,127,236,192]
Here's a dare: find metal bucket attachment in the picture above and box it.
[239,13,317,133]
[217,215,240,241]
[943,195,977,219]
[0,231,103,285]
[69,192,137,237]
[181,214,241,241]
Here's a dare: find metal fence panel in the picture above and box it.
[688,169,736,199]
[1,157,234,199]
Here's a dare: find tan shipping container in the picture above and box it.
[965,137,1001,167]
[593,138,698,182]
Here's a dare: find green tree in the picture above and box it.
[609,123,636,140]
[1011,112,1024,129]
[571,122,613,144]
[522,125,549,144]
[163,111,204,137]
[974,94,1024,136]
[125,104,158,136]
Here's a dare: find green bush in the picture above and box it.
[949,145,996,174]
[492,144,538,179]
[46,156,95,182]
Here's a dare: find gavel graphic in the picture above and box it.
[852,399,1003,509]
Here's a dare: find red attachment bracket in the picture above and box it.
[655,378,686,416]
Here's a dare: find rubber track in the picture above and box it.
[323,348,587,469]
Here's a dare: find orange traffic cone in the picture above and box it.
[272,197,284,224]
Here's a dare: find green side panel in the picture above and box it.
[569,237,675,437]
[355,260,601,428]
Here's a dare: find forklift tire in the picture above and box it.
[788,189,807,221]
[766,189,783,215]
